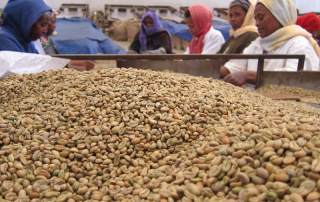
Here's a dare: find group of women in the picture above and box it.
[129,0,320,86]
[0,0,95,71]
[0,0,319,86]
[222,0,320,86]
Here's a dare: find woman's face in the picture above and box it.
[185,17,198,35]
[254,3,282,38]
[307,30,320,39]
[29,13,50,40]
[316,31,320,40]
[229,6,247,31]
[47,16,57,36]
[143,17,154,28]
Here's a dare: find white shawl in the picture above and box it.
[258,0,320,57]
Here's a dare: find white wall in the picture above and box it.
[292,0,320,13]
[0,0,231,12]
[44,0,233,12]
[0,0,319,15]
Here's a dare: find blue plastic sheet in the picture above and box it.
[160,20,231,41]
[51,18,126,54]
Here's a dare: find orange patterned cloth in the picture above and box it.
[188,5,213,54]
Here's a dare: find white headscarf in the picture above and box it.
[229,0,259,38]
[258,0,320,57]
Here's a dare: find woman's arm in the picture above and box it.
[69,60,95,71]
[223,71,257,86]
[0,37,23,52]
[152,31,172,53]
[220,66,230,78]
[128,32,141,53]
[140,47,166,54]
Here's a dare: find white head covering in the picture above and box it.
[229,0,259,38]
[258,0,320,57]
[259,0,296,26]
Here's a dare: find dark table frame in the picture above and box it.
[51,54,318,90]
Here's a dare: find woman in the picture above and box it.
[296,13,320,46]
[37,10,94,71]
[217,0,259,65]
[221,0,320,86]
[184,5,225,54]
[0,0,51,53]
[128,11,172,54]
[0,13,3,26]
[40,9,60,55]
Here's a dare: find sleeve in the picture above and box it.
[140,47,166,55]
[0,38,21,52]
[277,37,319,71]
[152,31,172,53]
[128,32,141,53]
[217,38,231,54]
[184,47,190,54]
[224,45,251,73]
[219,32,259,66]
[52,42,60,54]
[127,50,139,54]
[32,40,45,55]
[201,29,225,54]
[224,59,248,74]
[234,32,259,54]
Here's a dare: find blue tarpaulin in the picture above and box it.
[160,20,231,41]
[51,17,126,54]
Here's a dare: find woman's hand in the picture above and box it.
[223,71,248,86]
[69,60,95,71]
[69,65,87,71]
[140,47,167,55]
[223,71,257,86]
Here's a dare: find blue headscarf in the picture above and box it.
[0,0,51,53]
[139,11,170,51]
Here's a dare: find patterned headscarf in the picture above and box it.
[230,0,251,12]
[139,11,171,51]
[229,0,258,38]
[188,5,213,54]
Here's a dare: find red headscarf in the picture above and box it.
[296,13,320,31]
[188,5,213,54]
